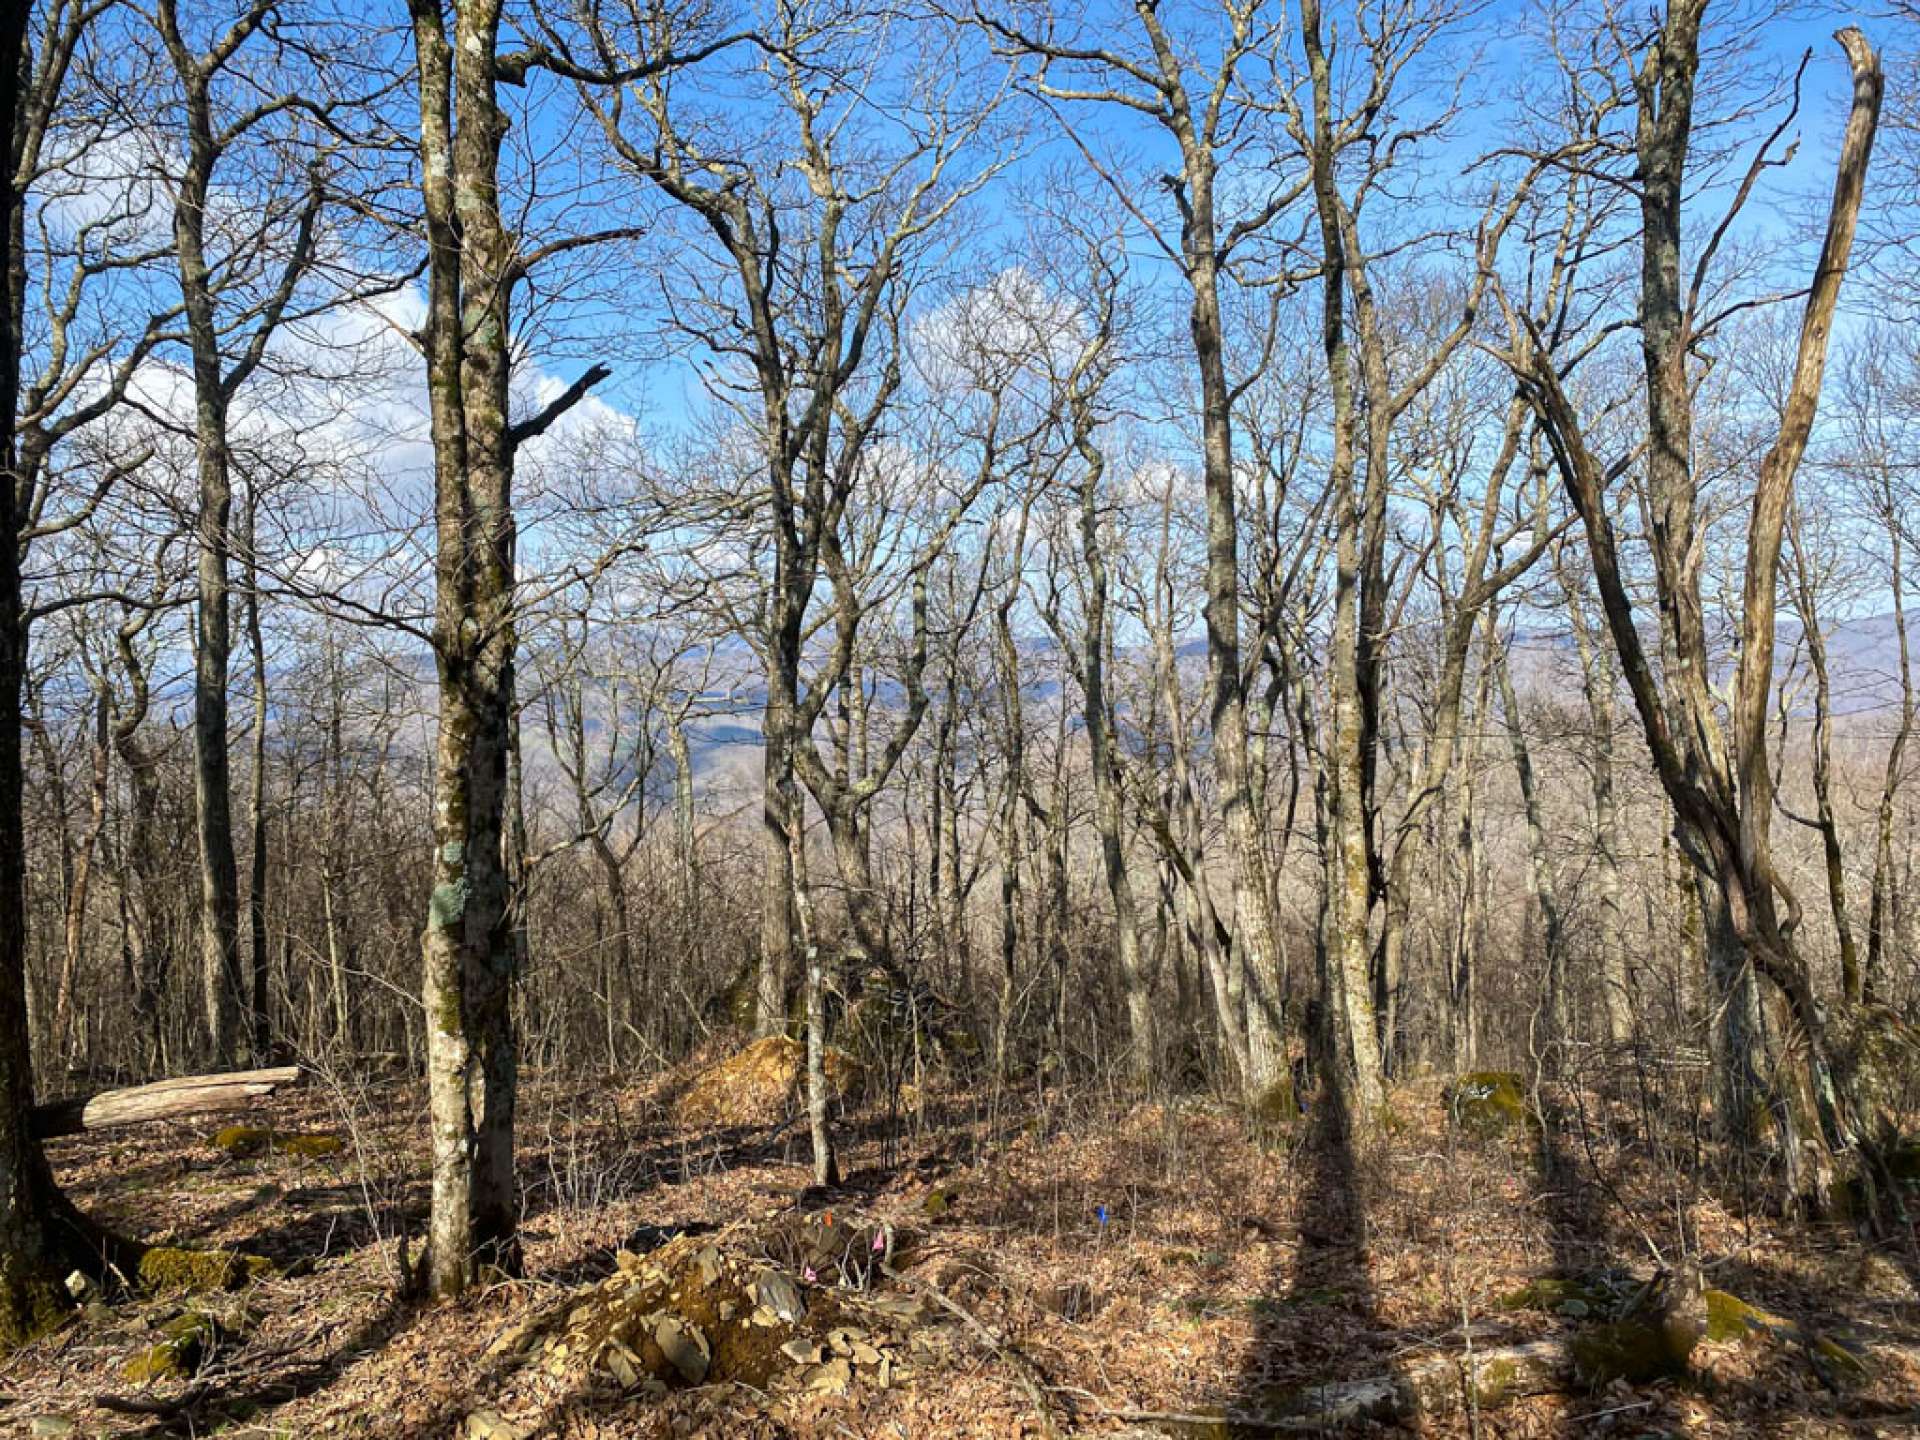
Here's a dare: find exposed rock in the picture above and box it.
[756,1268,806,1324]
[653,1314,711,1384]
[516,1212,935,1408]
[1444,1071,1535,1136]
[211,1125,343,1159]
[1810,1332,1873,1385]
[1564,1264,1706,1387]
[28,1418,76,1438]
[123,1311,221,1383]
[1255,1338,1567,1428]
[134,1244,272,1296]
[1568,1317,1691,1385]
[1703,1288,1791,1343]
[763,1209,909,1290]
[807,1356,853,1395]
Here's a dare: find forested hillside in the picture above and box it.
[0,0,1918,1435]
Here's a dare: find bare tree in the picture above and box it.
[1501,17,1883,1159]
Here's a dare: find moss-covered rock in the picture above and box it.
[1466,1354,1524,1407]
[211,1125,342,1159]
[0,1251,71,1355]
[277,1133,342,1158]
[1810,1332,1872,1383]
[1496,1275,1620,1319]
[1568,1318,1690,1386]
[123,1311,220,1383]
[135,1245,272,1295]
[1703,1288,1789,1343]
[1697,1289,1870,1387]
[1444,1071,1535,1136]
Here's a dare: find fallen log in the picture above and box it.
[32,1065,303,1140]
[1096,1338,1569,1433]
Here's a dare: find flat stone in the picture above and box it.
[755,1269,806,1324]
[781,1338,826,1365]
[29,1420,77,1439]
[695,1246,723,1285]
[653,1315,710,1385]
[807,1357,853,1395]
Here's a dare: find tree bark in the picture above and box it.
[1867,485,1912,1001]
[1562,556,1634,1046]
[244,485,272,1059]
[0,0,102,1348]
[409,0,605,1298]
[1491,617,1566,1040]
[53,689,107,1068]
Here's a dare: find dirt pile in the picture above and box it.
[487,1211,933,1402]
[678,1036,863,1128]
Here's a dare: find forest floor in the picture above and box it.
[5,1051,1920,1439]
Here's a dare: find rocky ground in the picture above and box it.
[3,1047,1919,1438]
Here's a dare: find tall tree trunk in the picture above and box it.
[1867,494,1912,1001]
[1511,20,1880,1154]
[1564,564,1634,1045]
[162,28,245,1069]
[1784,508,1859,1002]
[994,745,1024,1082]
[786,746,836,1186]
[0,0,99,1348]
[244,487,271,1059]
[668,709,695,912]
[409,0,610,1297]
[1448,744,1484,1070]
[54,691,107,1069]
[757,633,798,1037]
[1082,603,1152,1089]
[1189,228,1287,1111]
[1490,616,1566,1039]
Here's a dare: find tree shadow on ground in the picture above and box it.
[88,1288,414,1438]
[1528,1074,1920,1438]
[1179,1107,1382,1436]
